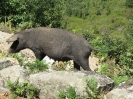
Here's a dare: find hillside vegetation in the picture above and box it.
[66,0,128,37]
[0,0,133,85]
[63,0,133,85]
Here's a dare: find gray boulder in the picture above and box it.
[29,71,114,99]
[0,65,29,93]
[0,65,29,83]
[0,61,114,99]
[0,60,12,70]
[104,81,133,99]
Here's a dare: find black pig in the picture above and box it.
[6,27,113,71]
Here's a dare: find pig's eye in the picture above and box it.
[10,40,19,50]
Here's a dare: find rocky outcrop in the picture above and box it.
[104,81,133,99]
[0,60,114,99]
[29,71,114,99]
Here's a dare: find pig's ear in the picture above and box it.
[6,35,18,43]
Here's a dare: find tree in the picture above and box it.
[0,0,63,29]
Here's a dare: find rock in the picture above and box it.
[0,60,12,70]
[0,31,13,53]
[89,56,101,71]
[0,66,29,83]
[104,81,133,99]
[0,66,29,92]
[0,65,114,99]
[19,49,36,61]
[28,71,114,99]
[0,78,9,92]
[5,57,19,66]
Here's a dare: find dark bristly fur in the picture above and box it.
[6,27,114,71]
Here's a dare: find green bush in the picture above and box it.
[5,79,39,99]
[85,78,103,99]
[125,0,133,8]
[85,29,133,85]
[12,53,49,73]
[113,75,128,86]
[58,86,78,99]
[98,64,109,75]
[84,30,133,70]
[24,59,48,73]
[97,63,130,86]
[0,0,63,30]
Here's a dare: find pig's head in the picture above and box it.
[6,33,26,53]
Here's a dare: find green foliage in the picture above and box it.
[88,35,117,59]
[113,75,128,86]
[84,27,133,76]
[85,78,102,99]
[0,0,63,30]
[125,0,133,8]
[86,78,98,94]
[97,63,130,86]
[127,19,133,35]
[82,30,95,41]
[0,54,4,59]
[115,37,133,67]
[65,0,89,19]
[58,86,78,99]
[12,53,25,66]
[24,59,48,73]
[12,53,48,73]
[0,51,7,59]
[65,0,126,34]
[58,90,66,99]
[98,64,109,75]
[5,79,39,99]
[58,78,104,99]
[2,0,133,89]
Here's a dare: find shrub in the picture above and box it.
[5,79,39,99]
[125,0,133,8]
[85,78,103,99]
[12,53,49,73]
[58,86,78,99]
[24,59,48,73]
[97,63,130,86]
